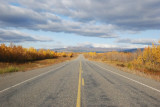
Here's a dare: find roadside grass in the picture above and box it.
[0,55,78,74]
[103,60,160,81]
[0,66,19,74]
[84,54,160,81]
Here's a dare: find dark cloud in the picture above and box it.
[0,1,117,38]
[14,0,160,31]
[0,29,51,42]
[117,38,159,45]
[65,0,160,30]
[0,0,160,38]
[0,4,45,27]
[0,4,61,28]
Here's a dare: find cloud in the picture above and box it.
[117,38,159,45]
[13,0,160,31]
[39,20,117,38]
[67,0,160,30]
[77,42,118,48]
[0,0,160,39]
[0,4,61,28]
[77,42,147,49]
[0,2,117,38]
[0,4,46,27]
[0,29,52,42]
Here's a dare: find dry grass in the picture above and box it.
[84,54,160,81]
[103,60,160,81]
[0,55,78,74]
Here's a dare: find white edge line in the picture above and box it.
[90,61,160,93]
[0,63,67,93]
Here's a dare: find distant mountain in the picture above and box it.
[121,48,144,52]
[52,47,143,53]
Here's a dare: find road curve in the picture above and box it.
[0,55,160,107]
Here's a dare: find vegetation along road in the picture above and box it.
[0,55,160,107]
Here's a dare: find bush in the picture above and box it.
[2,66,19,73]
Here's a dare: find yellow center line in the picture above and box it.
[82,78,84,86]
[76,61,82,107]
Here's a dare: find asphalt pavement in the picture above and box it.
[0,55,160,107]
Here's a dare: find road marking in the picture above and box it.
[0,63,67,94]
[82,78,84,86]
[91,61,160,93]
[76,61,82,107]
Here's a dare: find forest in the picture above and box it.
[0,43,73,63]
[0,43,74,73]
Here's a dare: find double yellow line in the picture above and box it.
[76,61,84,107]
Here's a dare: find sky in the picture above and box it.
[0,0,160,49]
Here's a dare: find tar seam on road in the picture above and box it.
[82,78,84,86]
[76,61,82,107]
[91,61,160,93]
[0,63,68,94]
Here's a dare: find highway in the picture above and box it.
[0,55,160,107]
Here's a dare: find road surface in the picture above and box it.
[0,55,160,107]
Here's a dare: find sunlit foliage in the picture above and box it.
[133,41,160,72]
[0,44,72,63]
[85,41,160,73]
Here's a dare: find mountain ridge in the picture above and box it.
[52,47,143,53]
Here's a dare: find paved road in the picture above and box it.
[0,55,160,107]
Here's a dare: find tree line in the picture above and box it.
[86,41,160,73]
[0,43,73,63]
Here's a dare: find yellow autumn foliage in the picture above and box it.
[0,44,73,63]
[133,42,160,71]
[85,41,160,73]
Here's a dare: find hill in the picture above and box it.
[53,47,142,53]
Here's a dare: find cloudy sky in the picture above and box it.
[0,0,160,49]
